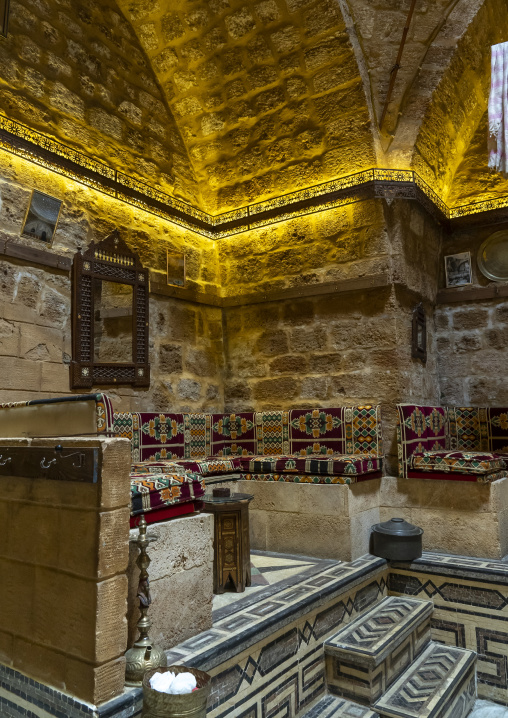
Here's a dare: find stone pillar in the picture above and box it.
[0,436,131,706]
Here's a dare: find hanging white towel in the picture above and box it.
[489,41,508,177]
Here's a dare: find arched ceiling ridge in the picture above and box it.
[115,0,377,214]
[335,0,383,165]
[408,0,508,200]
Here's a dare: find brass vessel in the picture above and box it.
[142,665,211,718]
[125,515,167,686]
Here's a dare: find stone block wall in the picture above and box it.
[127,513,214,651]
[0,156,224,412]
[0,436,132,706]
[115,0,376,212]
[435,222,508,406]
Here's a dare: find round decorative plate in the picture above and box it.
[477,230,508,281]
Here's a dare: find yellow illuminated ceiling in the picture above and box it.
[0,0,507,217]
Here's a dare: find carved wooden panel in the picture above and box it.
[71,229,150,388]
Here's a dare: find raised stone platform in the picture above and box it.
[235,478,381,561]
[325,596,432,704]
[222,475,508,561]
[373,642,476,718]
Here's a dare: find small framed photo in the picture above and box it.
[21,190,62,245]
[0,0,9,37]
[167,250,185,287]
[444,251,472,288]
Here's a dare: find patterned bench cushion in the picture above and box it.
[410,451,506,476]
[397,404,508,479]
[131,457,242,477]
[130,472,205,517]
[114,405,383,462]
[238,454,382,476]
[242,473,380,485]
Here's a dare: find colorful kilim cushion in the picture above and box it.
[131,461,194,475]
[238,454,381,476]
[396,405,447,478]
[241,473,381,485]
[488,408,508,453]
[410,450,506,475]
[287,406,382,457]
[132,458,242,476]
[447,407,490,451]
[114,405,383,463]
[114,411,134,440]
[213,412,257,456]
[130,472,205,517]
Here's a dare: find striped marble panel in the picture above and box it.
[303,694,379,717]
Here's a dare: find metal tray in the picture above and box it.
[477,230,508,281]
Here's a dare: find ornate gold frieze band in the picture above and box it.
[0,113,506,237]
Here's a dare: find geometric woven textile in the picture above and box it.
[131,457,243,476]
[397,403,508,481]
[396,405,447,478]
[238,454,382,477]
[130,472,205,517]
[411,450,506,476]
[114,405,383,463]
[373,642,476,718]
[241,473,370,485]
[447,407,489,451]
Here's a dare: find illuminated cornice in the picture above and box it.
[0,113,507,237]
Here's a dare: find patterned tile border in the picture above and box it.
[391,551,508,585]
[389,553,508,706]
[0,555,385,718]
[6,551,508,716]
[0,662,143,718]
[166,555,387,672]
[213,551,339,622]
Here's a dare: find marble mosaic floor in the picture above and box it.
[212,550,329,611]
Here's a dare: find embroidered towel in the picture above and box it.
[489,41,508,176]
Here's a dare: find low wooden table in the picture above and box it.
[202,492,254,594]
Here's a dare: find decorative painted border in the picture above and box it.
[0,114,507,238]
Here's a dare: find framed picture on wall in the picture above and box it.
[0,0,9,37]
[167,250,186,287]
[21,190,62,245]
[444,251,472,288]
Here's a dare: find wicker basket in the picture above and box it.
[142,665,211,718]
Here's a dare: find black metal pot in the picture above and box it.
[371,517,423,561]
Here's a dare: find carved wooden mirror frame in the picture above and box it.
[70,230,150,389]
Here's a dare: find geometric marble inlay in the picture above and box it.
[373,642,477,718]
[325,596,433,705]
[302,694,380,717]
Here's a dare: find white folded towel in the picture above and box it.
[149,671,197,694]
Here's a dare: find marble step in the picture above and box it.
[325,595,433,705]
[373,641,477,718]
[302,694,379,717]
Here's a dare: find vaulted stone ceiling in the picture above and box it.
[115,0,377,214]
[113,0,508,212]
[1,0,508,215]
[1,0,200,205]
